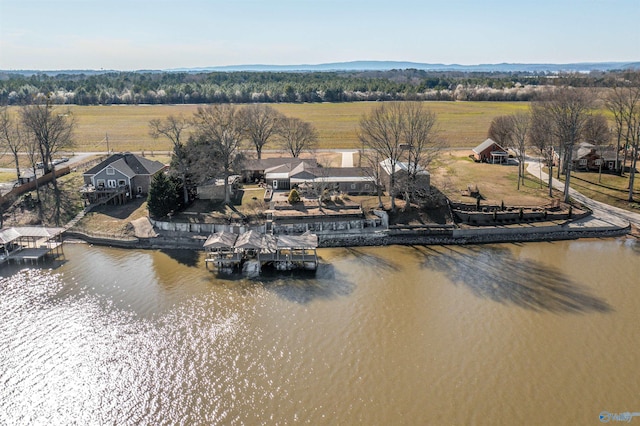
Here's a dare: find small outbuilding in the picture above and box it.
[472,138,509,163]
[379,158,430,192]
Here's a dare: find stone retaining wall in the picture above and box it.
[318,223,630,247]
[149,218,265,234]
[272,217,381,234]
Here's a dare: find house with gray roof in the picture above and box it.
[242,157,317,183]
[570,142,620,172]
[81,152,165,204]
[264,159,376,194]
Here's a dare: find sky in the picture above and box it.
[0,0,638,71]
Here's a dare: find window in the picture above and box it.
[579,159,588,166]
[118,180,126,186]
[350,183,357,190]
[96,179,105,188]
[107,179,116,188]
[273,180,278,189]
[365,184,371,190]
[106,166,115,175]
[137,186,143,194]
[594,159,602,166]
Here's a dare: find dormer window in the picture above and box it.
[106,166,115,175]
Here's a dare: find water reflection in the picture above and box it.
[214,263,355,304]
[415,245,612,314]
[261,263,354,304]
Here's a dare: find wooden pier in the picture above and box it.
[204,230,318,273]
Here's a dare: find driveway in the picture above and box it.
[526,160,640,229]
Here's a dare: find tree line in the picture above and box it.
[2,69,638,106]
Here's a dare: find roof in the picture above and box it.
[290,167,376,184]
[379,159,429,176]
[573,142,619,161]
[276,231,318,249]
[473,138,506,154]
[203,231,238,249]
[234,230,264,250]
[0,226,65,244]
[202,231,317,250]
[245,157,317,172]
[84,153,165,177]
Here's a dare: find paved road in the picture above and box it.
[526,160,640,229]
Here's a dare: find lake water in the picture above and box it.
[1,238,639,425]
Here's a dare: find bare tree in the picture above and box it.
[401,102,440,206]
[149,115,191,204]
[529,107,557,197]
[24,133,44,220]
[359,102,439,211]
[359,148,385,208]
[605,87,629,175]
[582,113,611,182]
[487,115,514,148]
[277,117,318,158]
[488,113,530,190]
[240,104,283,159]
[20,99,75,225]
[192,105,245,205]
[532,87,594,203]
[510,113,530,190]
[0,107,23,181]
[358,103,405,211]
[605,85,640,201]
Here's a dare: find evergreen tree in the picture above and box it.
[147,172,180,218]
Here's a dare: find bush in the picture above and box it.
[288,188,301,204]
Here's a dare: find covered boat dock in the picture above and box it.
[204,230,318,273]
[0,226,65,265]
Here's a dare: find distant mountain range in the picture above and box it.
[3,61,640,75]
[168,61,640,73]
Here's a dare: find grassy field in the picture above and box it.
[6,101,530,152]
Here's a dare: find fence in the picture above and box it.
[0,166,71,208]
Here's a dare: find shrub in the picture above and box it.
[288,188,301,204]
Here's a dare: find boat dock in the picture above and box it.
[0,227,65,265]
[204,230,318,274]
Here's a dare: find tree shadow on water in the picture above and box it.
[342,247,400,272]
[160,249,200,267]
[259,263,355,304]
[418,245,612,314]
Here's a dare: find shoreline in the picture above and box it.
[61,161,640,252]
[63,218,633,251]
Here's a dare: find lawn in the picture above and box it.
[432,150,561,206]
[554,170,640,211]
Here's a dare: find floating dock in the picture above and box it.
[204,230,318,274]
